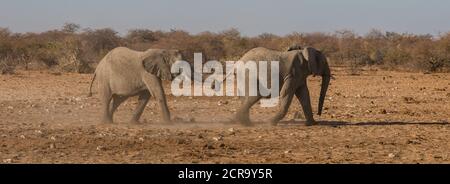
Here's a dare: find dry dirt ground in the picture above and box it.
[0,67,449,163]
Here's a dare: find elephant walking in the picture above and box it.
[231,46,331,126]
[88,47,182,124]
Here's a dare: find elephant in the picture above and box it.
[287,43,303,51]
[223,46,331,126]
[88,47,182,124]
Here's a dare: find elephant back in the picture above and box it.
[98,47,147,80]
[239,47,283,62]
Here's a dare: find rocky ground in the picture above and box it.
[0,67,449,163]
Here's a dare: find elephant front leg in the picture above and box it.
[110,95,128,120]
[142,73,171,123]
[269,77,295,125]
[130,91,150,123]
[295,86,316,126]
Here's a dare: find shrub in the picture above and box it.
[0,57,15,74]
[0,25,449,73]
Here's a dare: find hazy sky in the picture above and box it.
[0,0,449,36]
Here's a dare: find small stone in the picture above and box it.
[284,150,291,154]
[49,143,55,149]
[138,137,145,142]
[96,146,104,151]
[218,100,229,106]
[388,153,396,158]
[212,136,223,141]
[7,106,13,110]
[197,134,204,139]
[176,138,186,144]
[20,135,25,139]
[3,159,12,163]
[228,128,235,133]
[50,136,56,141]
[204,143,215,149]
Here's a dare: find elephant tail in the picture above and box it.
[87,72,96,97]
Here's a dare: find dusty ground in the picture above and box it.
[0,67,449,163]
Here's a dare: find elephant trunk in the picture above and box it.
[318,68,330,116]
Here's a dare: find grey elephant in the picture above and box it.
[223,46,331,126]
[88,47,182,124]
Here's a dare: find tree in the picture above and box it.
[126,29,158,43]
[62,23,81,33]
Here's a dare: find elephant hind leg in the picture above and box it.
[109,95,128,122]
[236,95,261,126]
[269,77,296,125]
[269,93,294,125]
[130,91,150,123]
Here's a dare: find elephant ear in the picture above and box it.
[302,47,320,76]
[142,54,173,81]
[283,50,304,79]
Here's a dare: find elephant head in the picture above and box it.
[143,49,182,81]
[287,43,303,51]
[300,47,331,116]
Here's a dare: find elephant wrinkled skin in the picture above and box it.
[89,47,182,124]
[233,47,331,126]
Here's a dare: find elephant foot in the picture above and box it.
[130,119,140,124]
[162,118,173,125]
[102,118,113,124]
[305,120,317,126]
[241,121,253,127]
[269,120,278,126]
[268,117,282,126]
[235,114,252,126]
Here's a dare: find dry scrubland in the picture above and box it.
[0,67,449,163]
[1,24,450,75]
[1,24,450,163]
